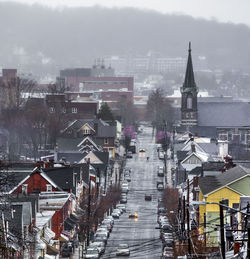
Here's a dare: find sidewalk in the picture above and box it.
[71,242,85,259]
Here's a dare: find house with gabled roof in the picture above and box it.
[59,118,117,158]
[10,167,62,195]
[198,165,250,246]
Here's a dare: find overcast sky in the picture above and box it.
[1,0,250,26]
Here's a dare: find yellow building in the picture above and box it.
[198,165,250,246]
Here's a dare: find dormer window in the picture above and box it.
[104,138,109,144]
[49,107,55,113]
[72,107,78,113]
[22,184,28,194]
[83,129,90,135]
[46,184,52,192]
[62,107,66,113]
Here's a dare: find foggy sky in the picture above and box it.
[1,0,249,26]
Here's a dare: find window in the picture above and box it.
[104,138,109,144]
[83,129,90,135]
[22,184,28,194]
[245,134,250,144]
[187,96,193,109]
[232,134,240,142]
[49,107,55,113]
[218,133,228,141]
[72,107,78,113]
[46,184,52,192]
[61,107,66,113]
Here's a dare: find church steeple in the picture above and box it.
[183,42,196,89]
[180,42,198,126]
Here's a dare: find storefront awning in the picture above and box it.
[46,243,59,256]
[59,233,69,242]
[44,227,55,243]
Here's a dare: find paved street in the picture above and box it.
[101,126,164,258]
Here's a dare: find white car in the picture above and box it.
[96,228,109,238]
[116,204,126,212]
[89,242,105,255]
[113,208,122,216]
[104,216,114,225]
[116,244,130,256]
[111,212,120,219]
[85,248,100,258]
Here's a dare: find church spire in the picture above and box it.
[183,41,196,89]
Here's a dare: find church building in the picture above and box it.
[178,43,250,158]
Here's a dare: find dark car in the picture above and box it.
[145,194,152,201]
[157,183,164,191]
[126,151,133,158]
[128,212,138,218]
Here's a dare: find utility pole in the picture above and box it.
[219,201,226,259]
[204,213,206,250]
[247,202,250,259]
[187,179,190,205]
[187,206,191,256]
[182,196,186,237]
[87,178,91,246]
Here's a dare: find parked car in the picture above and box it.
[85,248,100,258]
[157,183,164,191]
[101,220,113,231]
[96,227,109,237]
[120,197,127,204]
[104,216,114,225]
[158,207,166,215]
[89,242,105,255]
[113,208,122,216]
[157,166,164,177]
[116,204,126,212]
[95,233,108,245]
[126,151,133,158]
[111,212,120,219]
[121,187,129,194]
[124,175,131,182]
[145,194,152,201]
[116,244,130,256]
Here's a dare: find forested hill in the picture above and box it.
[0,2,250,74]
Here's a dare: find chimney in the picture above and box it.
[191,144,196,153]
[94,123,98,135]
[54,143,58,163]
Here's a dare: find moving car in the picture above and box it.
[116,244,130,256]
[85,248,100,258]
[144,194,152,201]
[139,148,146,152]
[128,212,138,218]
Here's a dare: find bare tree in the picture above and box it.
[147,88,175,132]
[0,76,37,160]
